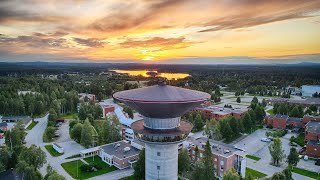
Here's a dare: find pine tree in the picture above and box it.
[133,148,145,180]
[287,148,299,167]
[202,140,216,180]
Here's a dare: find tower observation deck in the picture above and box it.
[113,81,210,180]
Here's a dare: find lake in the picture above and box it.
[112,70,190,80]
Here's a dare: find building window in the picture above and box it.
[200,153,203,158]
[157,152,161,156]
[220,160,224,165]
[192,150,195,155]
[214,158,217,162]
[192,156,195,160]
[157,166,160,170]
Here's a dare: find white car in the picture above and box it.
[233,145,246,152]
[261,138,271,142]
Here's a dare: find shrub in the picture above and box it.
[80,164,94,172]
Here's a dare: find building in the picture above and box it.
[265,98,320,108]
[79,93,96,101]
[302,85,320,97]
[305,121,320,142]
[285,86,302,95]
[302,116,320,126]
[265,115,289,129]
[113,81,210,180]
[305,140,320,158]
[193,106,247,120]
[52,143,64,154]
[124,128,134,142]
[0,116,32,129]
[99,102,115,118]
[265,115,303,129]
[99,140,141,169]
[0,122,8,132]
[304,121,320,157]
[187,137,246,178]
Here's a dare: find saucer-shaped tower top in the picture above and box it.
[113,82,211,118]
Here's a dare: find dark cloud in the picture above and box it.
[73,38,106,48]
[0,34,68,48]
[0,3,66,24]
[90,0,188,31]
[199,0,320,32]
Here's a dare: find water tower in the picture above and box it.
[113,81,210,180]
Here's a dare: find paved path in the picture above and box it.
[88,169,134,180]
[25,113,48,147]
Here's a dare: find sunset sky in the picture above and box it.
[0,0,320,64]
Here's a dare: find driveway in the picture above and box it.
[88,169,134,180]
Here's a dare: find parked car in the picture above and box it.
[290,142,298,147]
[233,145,246,152]
[261,138,271,142]
[54,132,60,137]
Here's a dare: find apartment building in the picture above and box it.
[187,137,246,178]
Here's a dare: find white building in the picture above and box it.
[302,85,320,97]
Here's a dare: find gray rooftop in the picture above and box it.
[0,122,7,127]
[305,121,320,134]
[307,140,320,146]
[268,114,289,119]
[1,116,32,125]
[288,117,302,123]
[114,84,210,103]
[113,84,210,118]
[196,106,247,115]
[100,141,140,159]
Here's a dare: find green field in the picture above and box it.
[45,145,64,157]
[246,168,267,179]
[267,109,275,115]
[292,133,305,146]
[61,113,78,119]
[246,155,261,161]
[290,166,320,179]
[61,157,117,179]
[26,121,38,130]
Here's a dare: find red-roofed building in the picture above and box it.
[265,115,289,129]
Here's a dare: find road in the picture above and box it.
[25,113,48,147]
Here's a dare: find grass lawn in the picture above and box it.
[65,154,81,159]
[45,145,63,157]
[61,113,78,119]
[43,132,52,143]
[26,120,38,130]
[290,166,320,179]
[119,175,134,180]
[246,155,261,161]
[267,109,275,115]
[292,133,305,146]
[62,157,117,179]
[246,168,267,179]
